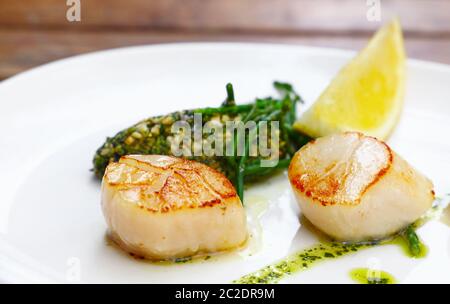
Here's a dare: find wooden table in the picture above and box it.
[1,0,449,81]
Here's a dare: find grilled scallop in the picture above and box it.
[288,132,434,242]
[101,155,247,260]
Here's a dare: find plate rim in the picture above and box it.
[1,42,449,283]
[2,42,450,90]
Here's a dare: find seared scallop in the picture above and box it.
[288,132,434,241]
[101,155,247,260]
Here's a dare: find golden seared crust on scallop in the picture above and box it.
[288,132,434,241]
[288,132,393,206]
[104,155,238,212]
[101,155,247,260]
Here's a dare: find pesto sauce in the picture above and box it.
[234,241,374,284]
[350,268,396,284]
[234,236,425,284]
[234,207,441,284]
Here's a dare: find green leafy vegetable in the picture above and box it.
[92,82,310,202]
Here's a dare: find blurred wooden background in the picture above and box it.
[0,0,449,80]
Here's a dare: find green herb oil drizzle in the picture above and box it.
[235,196,448,284]
[234,241,373,284]
[350,268,396,284]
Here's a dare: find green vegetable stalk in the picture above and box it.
[93,82,310,201]
[402,225,423,257]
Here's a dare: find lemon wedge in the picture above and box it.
[294,19,406,140]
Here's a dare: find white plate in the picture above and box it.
[0,43,449,283]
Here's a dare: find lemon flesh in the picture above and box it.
[294,20,406,140]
